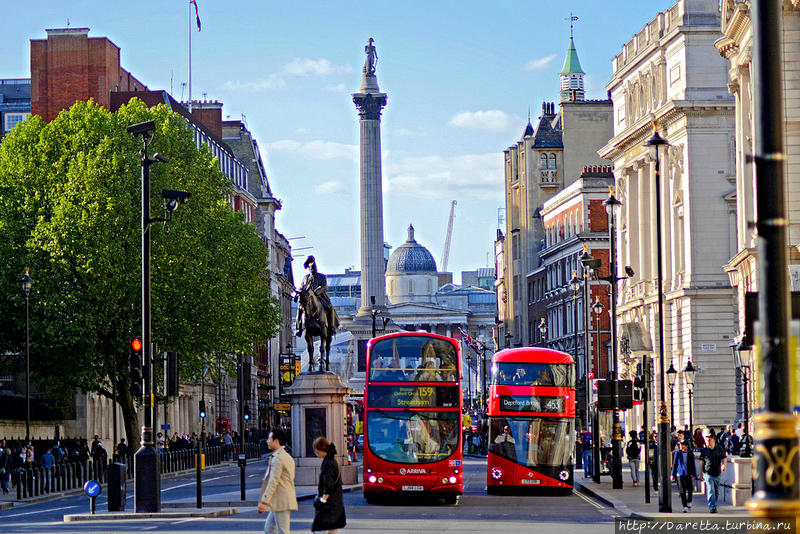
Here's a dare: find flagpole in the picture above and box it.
[188,0,192,113]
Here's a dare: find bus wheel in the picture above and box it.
[443,494,458,505]
[364,492,377,504]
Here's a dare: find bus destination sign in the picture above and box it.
[368,385,459,408]
[499,395,564,413]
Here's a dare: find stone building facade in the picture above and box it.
[598,0,738,433]
[498,34,613,347]
[716,0,800,424]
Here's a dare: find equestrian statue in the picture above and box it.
[294,255,339,372]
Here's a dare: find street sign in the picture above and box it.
[274,403,291,411]
[161,424,170,430]
[84,480,101,498]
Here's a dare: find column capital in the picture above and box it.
[353,92,388,120]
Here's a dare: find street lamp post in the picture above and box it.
[20,268,33,444]
[539,318,547,347]
[731,340,753,457]
[602,187,624,489]
[644,123,673,512]
[683,360,696,440]
[466,350,472,410]
[591,296,604,484]
[666,362,677,427]
[570,270,582,427]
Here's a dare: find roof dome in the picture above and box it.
[386,225,437,275]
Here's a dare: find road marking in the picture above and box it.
[575,490,605,510]
[162,475,227,491]
[0,505,79,518]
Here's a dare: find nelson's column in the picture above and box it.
[349,38,393,365]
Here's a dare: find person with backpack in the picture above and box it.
[625,430,641,487]
[580,428,593,479]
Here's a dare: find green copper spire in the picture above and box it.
[559,38,585,75]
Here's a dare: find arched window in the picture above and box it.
[408,280,414,294]
[390,279,395,295]
[549,154,557,169]
[427,279,432,293]
[540,154,548,169]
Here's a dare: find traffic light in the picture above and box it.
[243,405,250,421]
[129,337,144,397]
[199,400,206,418]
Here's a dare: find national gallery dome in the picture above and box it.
[386,225,437,275]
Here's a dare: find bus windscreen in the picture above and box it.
[369,336,458,382]
[488,416,574,468]
[366,410,460,464]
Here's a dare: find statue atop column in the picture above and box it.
[364,38,378,76]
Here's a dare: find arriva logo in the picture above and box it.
[399,468,427,475]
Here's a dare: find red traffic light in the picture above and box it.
[130,338,142,352]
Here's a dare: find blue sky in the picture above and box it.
[1,1,676,283]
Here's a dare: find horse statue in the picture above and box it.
[295,285,339,372]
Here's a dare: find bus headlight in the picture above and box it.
[368,475,377,483]
[377,477,384,484]
[558,470,569,481]
[490,467,503,480]
[448,476,457,484]
[442,477,448,484]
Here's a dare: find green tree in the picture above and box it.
[0,99,281,446]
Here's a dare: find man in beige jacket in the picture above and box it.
[258,427,298,534]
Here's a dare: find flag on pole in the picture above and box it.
[190,0,201,31]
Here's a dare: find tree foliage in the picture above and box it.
[0,99,281,444]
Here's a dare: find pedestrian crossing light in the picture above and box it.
[129,337,144,397]
[199,400,206,419]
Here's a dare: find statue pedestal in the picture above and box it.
[731,456,752,506]
[285,372,358,486]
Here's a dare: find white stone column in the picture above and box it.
[353,82,388,317]
[637,162,651,282]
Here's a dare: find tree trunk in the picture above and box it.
[118,378,141,450]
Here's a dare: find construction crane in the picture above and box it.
[440,200,457,272]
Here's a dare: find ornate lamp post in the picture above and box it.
[539,318,547,347]
[20,268,33,444]
[666,362,677,426]
[683,359,696,440]
[591,296,604,484]
[570,270,582,426]
[602,187,623,489]
[644,123,672,512]
[731,341,752,457]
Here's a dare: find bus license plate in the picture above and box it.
[520,479,541,485]
[402,485,424,491]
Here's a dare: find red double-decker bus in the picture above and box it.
[362,332,463,504]
[486,347,575,494]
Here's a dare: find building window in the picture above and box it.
[540,154,548,169]
[427,279,432,293]
[408,280,414,294]
[549,154,557,169]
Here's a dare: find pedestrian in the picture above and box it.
[116,438,129,460]
[0,447,11,494]
[257,427,298,534]
[699,434,727,513]
[311,437,346,534]
[625,430,640,486]
[39,447,55,492]
[647,432,658,491]
[580,428,593,479]
[693,428,706,449]
[671,440,698,513]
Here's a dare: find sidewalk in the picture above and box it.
[575,464,751,520]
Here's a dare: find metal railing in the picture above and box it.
[12,443,261,501]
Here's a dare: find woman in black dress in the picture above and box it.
[311,437,346,534]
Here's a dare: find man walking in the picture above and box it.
[699,434,727,513]
[580,428,593,479]
[625,430,641,487]
[258,427,297,534]
[671,440,698,513]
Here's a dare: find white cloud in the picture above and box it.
[283,58,354,77]
[219,75,285,92]
[524,54,557,71]
[448,110,518,132]
[386,153,502,200]
[392,127,429,140]
[315,181,344,195]
[265,139,358,161]
[220,58,352,93]
[323,83,348,94]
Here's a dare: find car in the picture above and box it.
[356,434,364,452]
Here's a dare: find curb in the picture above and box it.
[574,480,648,519]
